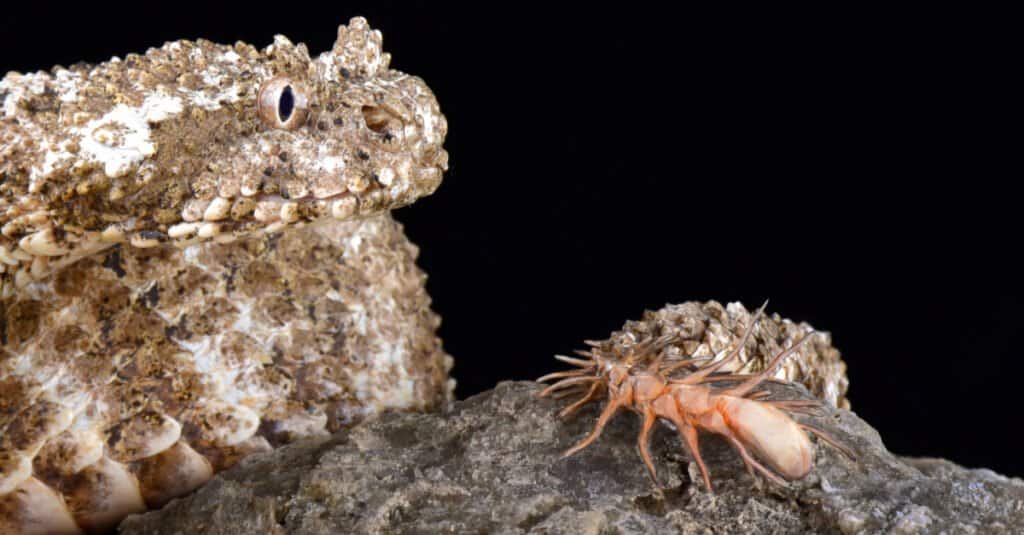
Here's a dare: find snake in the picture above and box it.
[0,17,452,534]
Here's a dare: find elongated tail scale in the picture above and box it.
[711,396,813,480]
[539,302,855,491]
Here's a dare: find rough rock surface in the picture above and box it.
[119,381,1024,534]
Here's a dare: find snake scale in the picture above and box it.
[0,17,451,533]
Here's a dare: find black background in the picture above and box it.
[2,4,1018,476]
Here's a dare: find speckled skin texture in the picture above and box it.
[0,16,446,291]
[593,300,850,408]
[0,18,451,534]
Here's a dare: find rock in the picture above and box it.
[119,381,1024,534]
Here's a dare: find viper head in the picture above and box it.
[0,17,447,288]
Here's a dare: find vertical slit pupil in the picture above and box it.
[278,86,295,122]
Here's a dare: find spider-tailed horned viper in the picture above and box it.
[0,17,451,534]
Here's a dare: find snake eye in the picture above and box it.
[257,77,309,130]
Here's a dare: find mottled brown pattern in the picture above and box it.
[0,17,452,534]
[0,215,452,533]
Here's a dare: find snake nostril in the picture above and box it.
[360,106,392,134]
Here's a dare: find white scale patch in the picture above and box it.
[175,336,218,373]
[185,69,248,111]
[219,50,240,63]
[1,72,47,118]
[24,92,185,185]
[175,46,268,112]
[76,93,183,178]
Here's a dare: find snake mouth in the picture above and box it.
[159,192,360,247]
[9,154,446,279]
[253,190,359,220]
[159,160,443,249]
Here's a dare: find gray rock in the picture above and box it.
[119,381,1024,534]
